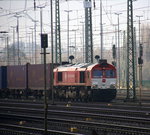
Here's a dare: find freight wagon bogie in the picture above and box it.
[2,89,44,100]
[24,89,44,100]
[0,89,9,98]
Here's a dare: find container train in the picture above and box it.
[0,59,117,102]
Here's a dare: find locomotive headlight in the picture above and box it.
[92,84,98,88]
[92,82,98,89]
[110,84,116,89]
[93,85,98,88]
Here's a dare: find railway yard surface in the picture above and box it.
[0,94,150,135]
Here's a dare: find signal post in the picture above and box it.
[41,34,48,135]
[138,44,143,106]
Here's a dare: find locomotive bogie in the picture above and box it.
[54,86,91,101]
[92,89,117,102]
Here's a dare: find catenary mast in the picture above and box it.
[55,0,62,64]
[84,0,93,63]
[126,0,136,101]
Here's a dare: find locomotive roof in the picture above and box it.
[59,63,95,68]
[54,62,116,72]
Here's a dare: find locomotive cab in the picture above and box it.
[90,59,117,101]
[91,66,116,89]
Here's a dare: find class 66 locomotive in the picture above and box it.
[54,59,117,102]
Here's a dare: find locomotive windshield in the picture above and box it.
[92,69,115,78]
[105,70,115,78]
[93,70,103,78]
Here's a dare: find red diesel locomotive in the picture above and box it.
[54,60,117,102]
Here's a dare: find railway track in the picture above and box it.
[0,123,82,135]
[0,100,150,117]
[0,106,150,128]
[1,112,150,135]
[1,98,150,109]
[0,99,150,135]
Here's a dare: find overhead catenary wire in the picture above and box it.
[0,0,150,57]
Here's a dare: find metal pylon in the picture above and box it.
[126,0,136,101]
[122,31,127,88]
[84,0,93,63]
[55,0,61,64]
[133,27,138,88]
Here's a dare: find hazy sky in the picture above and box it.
[0,0,150,52]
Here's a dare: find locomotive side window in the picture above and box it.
[80,71,85,83]
[105,70,115,78]
[58,72,62,82]
[93,70,103,78]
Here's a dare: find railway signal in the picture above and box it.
[139,44,143,57]
[95,55,100,62]
[112,45,116,67]
[41,34,48,48]
[69,55,74,63]
[112,44,116,59]
[138,43,143,105]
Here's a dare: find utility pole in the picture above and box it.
[30,27,34,64]
[55,0,61,64]
[64,10,72,62]
[71,29,77,61]
[126,0,136,101]
[115,12,122,90]
[123,31,127,88]
[50,0,54,105]
[11,26,16,65]
[84,0,93,63]
[80,21,84,62]
[37,5,46,64]
[136,15,143,46]
[34,21,37,64]
[5,36,9,65]
[100,0,103,59]
[24,12,38,64]
[74,30,77,61]
[112,24,118,67]
[27,33,32,63]
[136,15,143,105]
[133,27,138,88]
[14,14,22,65]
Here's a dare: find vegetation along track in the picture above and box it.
[0,99,150,135]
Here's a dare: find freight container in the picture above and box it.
[28,63,57,90]
[0,66,7,89]
[7,65,27,89]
